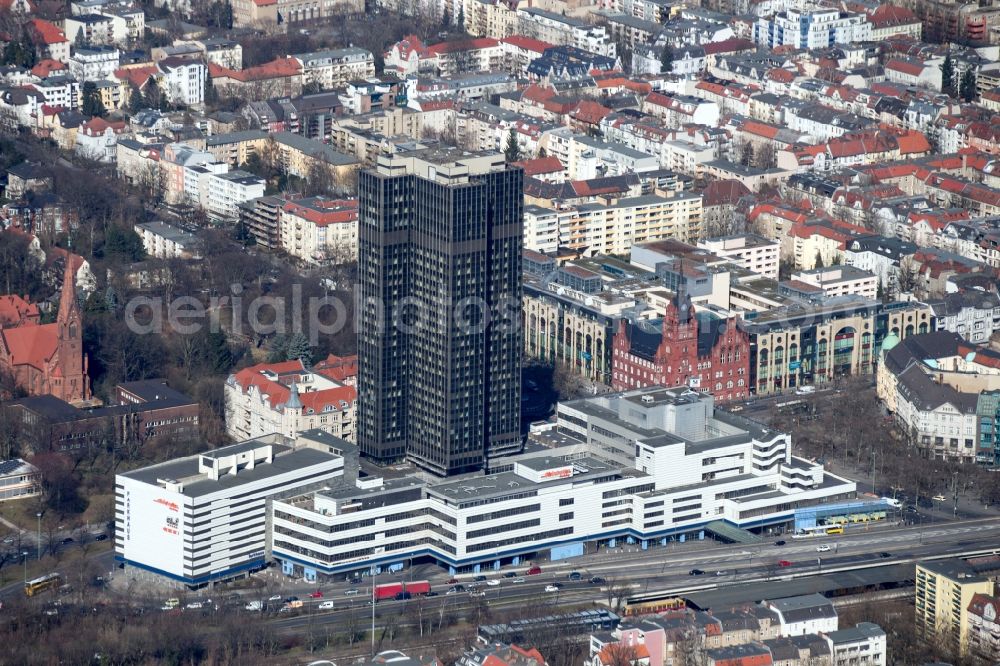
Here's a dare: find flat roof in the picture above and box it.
[683,563,914,610]
[121,440,337,498]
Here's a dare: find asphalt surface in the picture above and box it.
[254,516,1000,632]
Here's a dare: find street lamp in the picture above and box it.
[22,551,28,585]
[36,513,41,560]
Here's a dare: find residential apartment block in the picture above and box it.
[224,359,357,443]
[915,559,995,655]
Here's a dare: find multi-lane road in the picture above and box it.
[5,516,998,635]
[262,516,1000,633]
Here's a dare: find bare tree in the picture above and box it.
[605,577,631,614]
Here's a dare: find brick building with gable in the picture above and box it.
[0,263,90,404]
[611,290,750,403]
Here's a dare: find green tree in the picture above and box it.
[815,250,824,269]
[660,44,674,74]
[503,126,521,163]
[960,67,977,102]
[143,76,165,111]
[285,332,312,365]
[128,85,144,113]
[104,285,119,313]
[81,81,106,117]
[201,330,233,373]
[301,80,324,95]
[941,52,955,96]
[2,28,36,68]
[267,334,288,363]
[74,27,85,48]
[102,225,146,262]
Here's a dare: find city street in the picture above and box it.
[257,515,1000,634]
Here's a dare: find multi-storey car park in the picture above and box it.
[270,386,860,581]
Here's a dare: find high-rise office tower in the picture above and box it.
[357,148,523,476]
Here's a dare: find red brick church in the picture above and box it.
[611,290,750,403]
[0,263,90,404]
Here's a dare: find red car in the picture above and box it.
[526,566,543,575]
[308,590,324,598]
[777,560,793,567]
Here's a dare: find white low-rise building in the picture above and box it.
[843,236,917,293]
[74,117,126,162]
[0,459,41,502]
[929,291,1000,344]
[114,434,346,587]
[203,170,265,221]
[699,234,780,279]
[67,45,120,81]
[754,7,871,49]
[157,57,206,107]
[279,197,358,264]
[824,622,887,666]
[271,386,857,578]
[790,265,878,300]
[224,359,357,443]
[295,47,375,90]
[135,220,202,259]
[765,594,839,637]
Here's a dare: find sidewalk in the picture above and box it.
[0,515,25,534]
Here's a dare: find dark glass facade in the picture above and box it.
[357,150,523,476]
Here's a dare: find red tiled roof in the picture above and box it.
[80,116,126,136]
[766,68,795,83]
[425,37,498,56]
[703,179,752,207]
[417,99,454,111]
[0,322,58,372]
[253,0,276,6]
[740,119,780,139]
[232,360,358,412]
[30,59,65,77]
[282,198,358,227]
[869,4,919,27]
[115,64,158,89]
[886,58,924,77]
[569,99,611,125]
[896,130,931,154]
[27,18,66,45]
[702,38,755,55]
[501,35,554,53]
[512,155,564,176]
[0,295,39,327]
[313,354,358,382]
[210,57,300,82]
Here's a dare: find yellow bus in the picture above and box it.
[25,573,62,597]
[825,526,844,535]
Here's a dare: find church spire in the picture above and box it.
[56,257,78,326]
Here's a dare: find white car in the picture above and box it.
[486,579,500,587]
[185,602,203,610]
[544,584,561,593]
[512,577,525,584]
[317,601,336,610]
[816,544,831,552]
[268,595,282,601]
